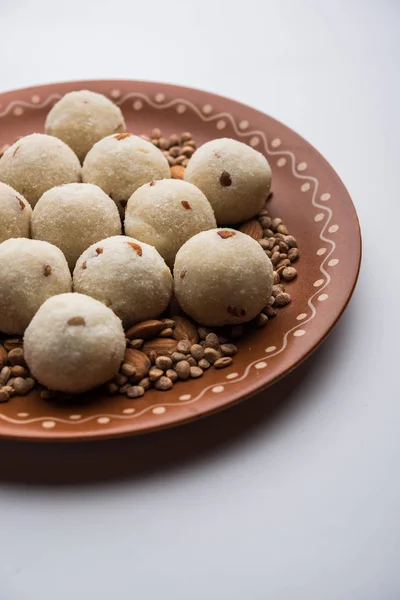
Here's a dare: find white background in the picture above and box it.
[0,1,399,598]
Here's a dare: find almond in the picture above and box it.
[142,338,177,357]
[0,345,7,369]
[170,165,185,180]
[172,315,199,344]
[123,348,151,382]
[125,320,166,340]
[239,219,263,240]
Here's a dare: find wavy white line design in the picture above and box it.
[0,90,337,429]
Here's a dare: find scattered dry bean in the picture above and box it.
[198,358,211,370]
[127,386,145,398]
[156,356,173,371]
[256,313,269,327]
[189,366,203,378]
[176,360,190,380]
[154,376,173,390]
[275,293,292,307]
[214,357,233,369]
[7,347,26,366]
[282,267,297,281]
[198,326,212,340]
[115,373,128,387]
[177,339,191,354]
[204,348,222,363]
[0,367,11,385]
[190,344,204,361]
[288,248,299,262]
[205,333,220,349]
[149,367,164,382]
[220,344,238,357]
[138,377,151,390]
[121,363,136,378]
[166,369,178,383]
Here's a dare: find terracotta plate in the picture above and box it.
[0,80,361,441]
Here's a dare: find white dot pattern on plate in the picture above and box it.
[318,294,329,302]
[42,420,55,429]
[212,386,224,393]
[17,412,29,418]
[110,89,121,99]
[317,248,327,256]
[31,94,40,104]
[314,279,324,287]
[177,104,186,114]
[266,346,276,353]
[69,415,81,420]
[301,182,311,192]
[314,213,324,222]
[239,120,249,130]
[216,119,226,130]
[293,330,306,337]
[250,136,260,147]
[97,417,110,424]
[271,138,281,148]
[320,193,331,201]
[133,100,143,111]
[277,157,287,167]
[297,313,307,321]
[202,104,213,114]
[123,408,135,414]
[328,258,339,267]
[255,362,267,369]
[155,93,165,103]
[179,394,191,401]
[13,106,23,116]
[152,406,166,415]
[226,372,239,380]
[297,162,307,171]
[328,224,339,233]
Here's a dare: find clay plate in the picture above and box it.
[0,80,361,441]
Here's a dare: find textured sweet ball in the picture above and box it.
[0,134,81,208]
[173,229,274,326]
[73,235,173,328]
[24,293,126,393]
[124,179,216,268]
[0,182,32,243]
[184,138,271,225]
[31,183,121,270]
[45,90,126,162]
[82,133,170,214]
[0,238,71,335]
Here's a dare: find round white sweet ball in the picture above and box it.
[184,138,271,225]
[124,179,216,268]
[24,292,126,393]
[0,182,32,243]
[82,133,170,214]
[32,183,122,270]
[73,235,172,328]
[0,134,81,208]
[0,238,72,335]
[173,229,274,326]
[45,90,126,161]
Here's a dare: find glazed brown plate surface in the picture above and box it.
[0,80,361,441]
